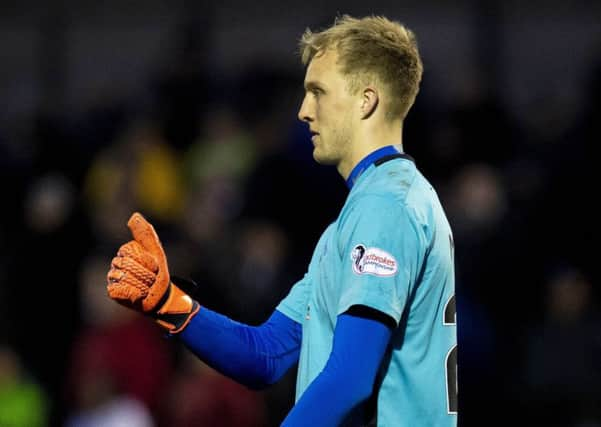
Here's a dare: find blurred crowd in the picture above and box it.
[1,16,601,427]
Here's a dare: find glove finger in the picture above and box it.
[107,267,149,293]
[111,256,156,286]
[107,267,126,284]
[127,212,165,259]
[107,267,149,301]
[117,241,158,273]
[107,281,146,305]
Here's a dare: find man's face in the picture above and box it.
[298,49,358,166]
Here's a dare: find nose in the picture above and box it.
[297,94,313,123]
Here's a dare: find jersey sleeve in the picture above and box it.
[336,194,426,324]
[277,273,311,324]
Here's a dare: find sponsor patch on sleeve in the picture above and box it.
[350,244,398,277]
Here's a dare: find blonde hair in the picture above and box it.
[299,15,423,120]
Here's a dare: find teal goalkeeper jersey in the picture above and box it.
[277,151,458,426]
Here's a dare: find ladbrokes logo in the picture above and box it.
[351,244,398,277]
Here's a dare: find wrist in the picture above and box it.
[154,281,200,333]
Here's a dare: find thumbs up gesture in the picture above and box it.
[107,212,199,333]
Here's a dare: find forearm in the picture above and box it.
[179,308,301,389]
[282,355,365,426]
[281,313,392,426]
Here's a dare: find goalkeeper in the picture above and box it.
[107,15,457,426]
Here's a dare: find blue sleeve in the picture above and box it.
[179,308,301,389]
[281,312,392,426]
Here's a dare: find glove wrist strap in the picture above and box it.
[153,281,200,333]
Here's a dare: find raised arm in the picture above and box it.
[106,212,301,388]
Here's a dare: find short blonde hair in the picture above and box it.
[299,15,423,120]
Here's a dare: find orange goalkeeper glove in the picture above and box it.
[106,212,200,333]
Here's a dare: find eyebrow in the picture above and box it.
[304,81,326,92]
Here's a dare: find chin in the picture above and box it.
[312,149,336,166]
[312,154,325,165]
[311,146,325,163]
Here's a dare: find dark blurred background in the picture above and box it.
[0,0,600,426]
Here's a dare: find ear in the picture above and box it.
[360,87,379,119]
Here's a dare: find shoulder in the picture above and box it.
[338,191,423,240]
[345,191,407,215]
[342,163,421,223]
[348,159,423,207]
[338,166,438,243]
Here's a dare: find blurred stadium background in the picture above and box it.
[0,0,600,426]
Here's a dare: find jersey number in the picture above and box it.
[444,294,458,414]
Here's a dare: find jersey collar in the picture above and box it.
[345,145,412,189]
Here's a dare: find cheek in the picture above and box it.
[316,99,336,124]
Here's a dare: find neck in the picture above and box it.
[338,121,404,179]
